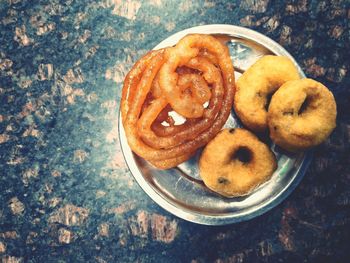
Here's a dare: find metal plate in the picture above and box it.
[119,25,312,225]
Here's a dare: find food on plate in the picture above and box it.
[121,34,235,169]
[234,55,300,132]
[199,128,277,197]
[119,28,340,205]
[268,78,337,152]
[140,56,223,149]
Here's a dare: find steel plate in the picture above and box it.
[119,24,312,225]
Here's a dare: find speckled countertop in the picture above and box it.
[0,0,349,262]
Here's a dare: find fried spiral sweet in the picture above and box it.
[199,128,277,197]
[268,78,337,152]
[234,55,300,132]
[121,34,235,169]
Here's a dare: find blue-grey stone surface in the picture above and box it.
[0,0,349,262]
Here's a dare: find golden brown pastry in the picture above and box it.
[234,55,300,132]
[199,128,277,197]
[268,78,337,152]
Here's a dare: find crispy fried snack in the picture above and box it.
[199,128,277,197]
[234,55,300,132]
[268,78,337,152]
[121,34,235,169]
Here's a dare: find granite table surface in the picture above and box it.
[0,0,349,262]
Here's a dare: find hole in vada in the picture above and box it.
[233,147,252,163]
[298,96,311,115]
[264,93,273,111]
[229,128,235,133]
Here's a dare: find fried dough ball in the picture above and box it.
[268,78,337,152]
[199,128,277,197]
[234,55,300,132]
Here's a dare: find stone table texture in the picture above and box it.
[0,0,349,262]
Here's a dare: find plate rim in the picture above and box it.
[118,24,312,225]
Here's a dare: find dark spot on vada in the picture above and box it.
[218,177,230,185]
[282,110,294,115]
